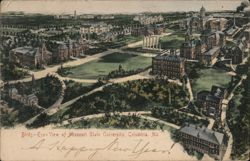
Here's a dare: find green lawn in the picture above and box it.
[192,68,231,95]
[66,52,152,79]
[160,33,185,49]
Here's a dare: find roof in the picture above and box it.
[211,85,227,98]
[153,54,184,62]
[204,47,220,56]
[11,46,40,57]
[27,94,38,100]
[206,94,221,103]
[9,88,18,93]
[179,124,224,145]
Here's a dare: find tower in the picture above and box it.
[200,5,206,18]
[74,10,77,19]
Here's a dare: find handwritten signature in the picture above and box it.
[22,137,171,160]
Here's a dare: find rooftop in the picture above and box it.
[11,46,39,57]
[204,47,220,56]
[154,53,184,62]
[179,124,224,145]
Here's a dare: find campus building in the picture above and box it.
[200,30,226,50]
[131,25,164,37]
[203,46,221,66]
[51,40,88,62]
[196,85,227,118]
[133,15,164,25]
[8,88,38,107]
[9,43,52,68]
[224,37,248,64]
[180,38,207,60]
[179,124,225,159]
[152,51,185,79]
[79,23,113,35]
[205,18,228,32]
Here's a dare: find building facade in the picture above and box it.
[9,44,52,68]
[152,52,185,79]
[51,40,88,62]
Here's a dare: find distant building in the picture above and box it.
[78,14,95,19]
[224,38,248,64]
[133,15,164,25]
[79,23,113,35]
[8,88,39,107]
[196,85,227,117]
[179,124,225,159]
[152,51,185,79]
[179,7,228,33]
[9,44,52,68]
[205,18,228,32]
[131,25,164,37]
[96,15,115,20]
[99,32,117,42]
[201,30,226,50]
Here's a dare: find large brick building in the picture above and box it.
[204,46,221,66]
[180,38,207,60]
[179,124,225,159]
[9,43,52,68]
[51,40,88,62]
[152,51,185,79]
[200,30,226,50]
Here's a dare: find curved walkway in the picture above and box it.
[49,111,180,129]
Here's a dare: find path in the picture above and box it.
[49,111,180,129]
[221,74,247,161]
[7,49,118,84]
[186,77,194,101]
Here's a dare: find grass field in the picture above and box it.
[66,52,152,79]
[192,68,231,95]
[160,32,185,49]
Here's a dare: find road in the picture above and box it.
[7,49,119,84]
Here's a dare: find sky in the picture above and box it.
[1,0,242,14]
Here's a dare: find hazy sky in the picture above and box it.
[1,0,242,14]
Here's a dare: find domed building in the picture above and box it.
[200,5,206,18]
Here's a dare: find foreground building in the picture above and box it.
[179,124,225,159]
[9,44,52,68]
[152,51,185,79]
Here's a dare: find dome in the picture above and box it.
[200,5,206,12]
